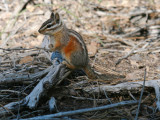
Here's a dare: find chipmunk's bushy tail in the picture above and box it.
[83,65,98,79]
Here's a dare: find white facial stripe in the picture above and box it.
[48,21,63,31]
[43,23,52,28]
[40,22,52,31]
[49,24,58,29]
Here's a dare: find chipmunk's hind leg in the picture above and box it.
[62,60,75,70]
[83,65,97,79]
[70,51,88,68]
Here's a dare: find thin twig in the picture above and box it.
[103,89,112,104]
[115,41,144,66]
[0,47,49,51]
[135,68,146,120]
[0,65,51,84]
[128,91,137,101]
[0,90,27,96]
[19,0,34,13]
[70,96,109,102]
[17,91,21,120]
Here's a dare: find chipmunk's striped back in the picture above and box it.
[68,29,88,62]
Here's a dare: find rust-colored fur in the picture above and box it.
[39,12,97,79]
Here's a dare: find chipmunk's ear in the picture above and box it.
[55,13,60,23]
[50,12,54,19]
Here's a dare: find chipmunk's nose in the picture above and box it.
[38,29,42,33]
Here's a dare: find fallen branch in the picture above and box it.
[21,100,138,120]
[23,63,70,109]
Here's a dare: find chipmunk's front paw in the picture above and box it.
[62,61,68,66]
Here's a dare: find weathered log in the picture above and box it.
[84,79,160,110]
[0,61,71,118]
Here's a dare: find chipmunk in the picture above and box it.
[38,12,97,79]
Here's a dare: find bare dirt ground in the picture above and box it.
[0,0,160,119]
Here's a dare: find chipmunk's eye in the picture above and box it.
[56,19,60,23]
[47,24,52,28]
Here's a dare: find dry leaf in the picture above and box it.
[126,72,137,80]
[37,35,44,42]
[119,96,123,101]
[26,5,35,12]
[87,41,98,56]
[124,48,131,52]
[19,56,33,64]
[130,60,139,67]
[126,70,143,80]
